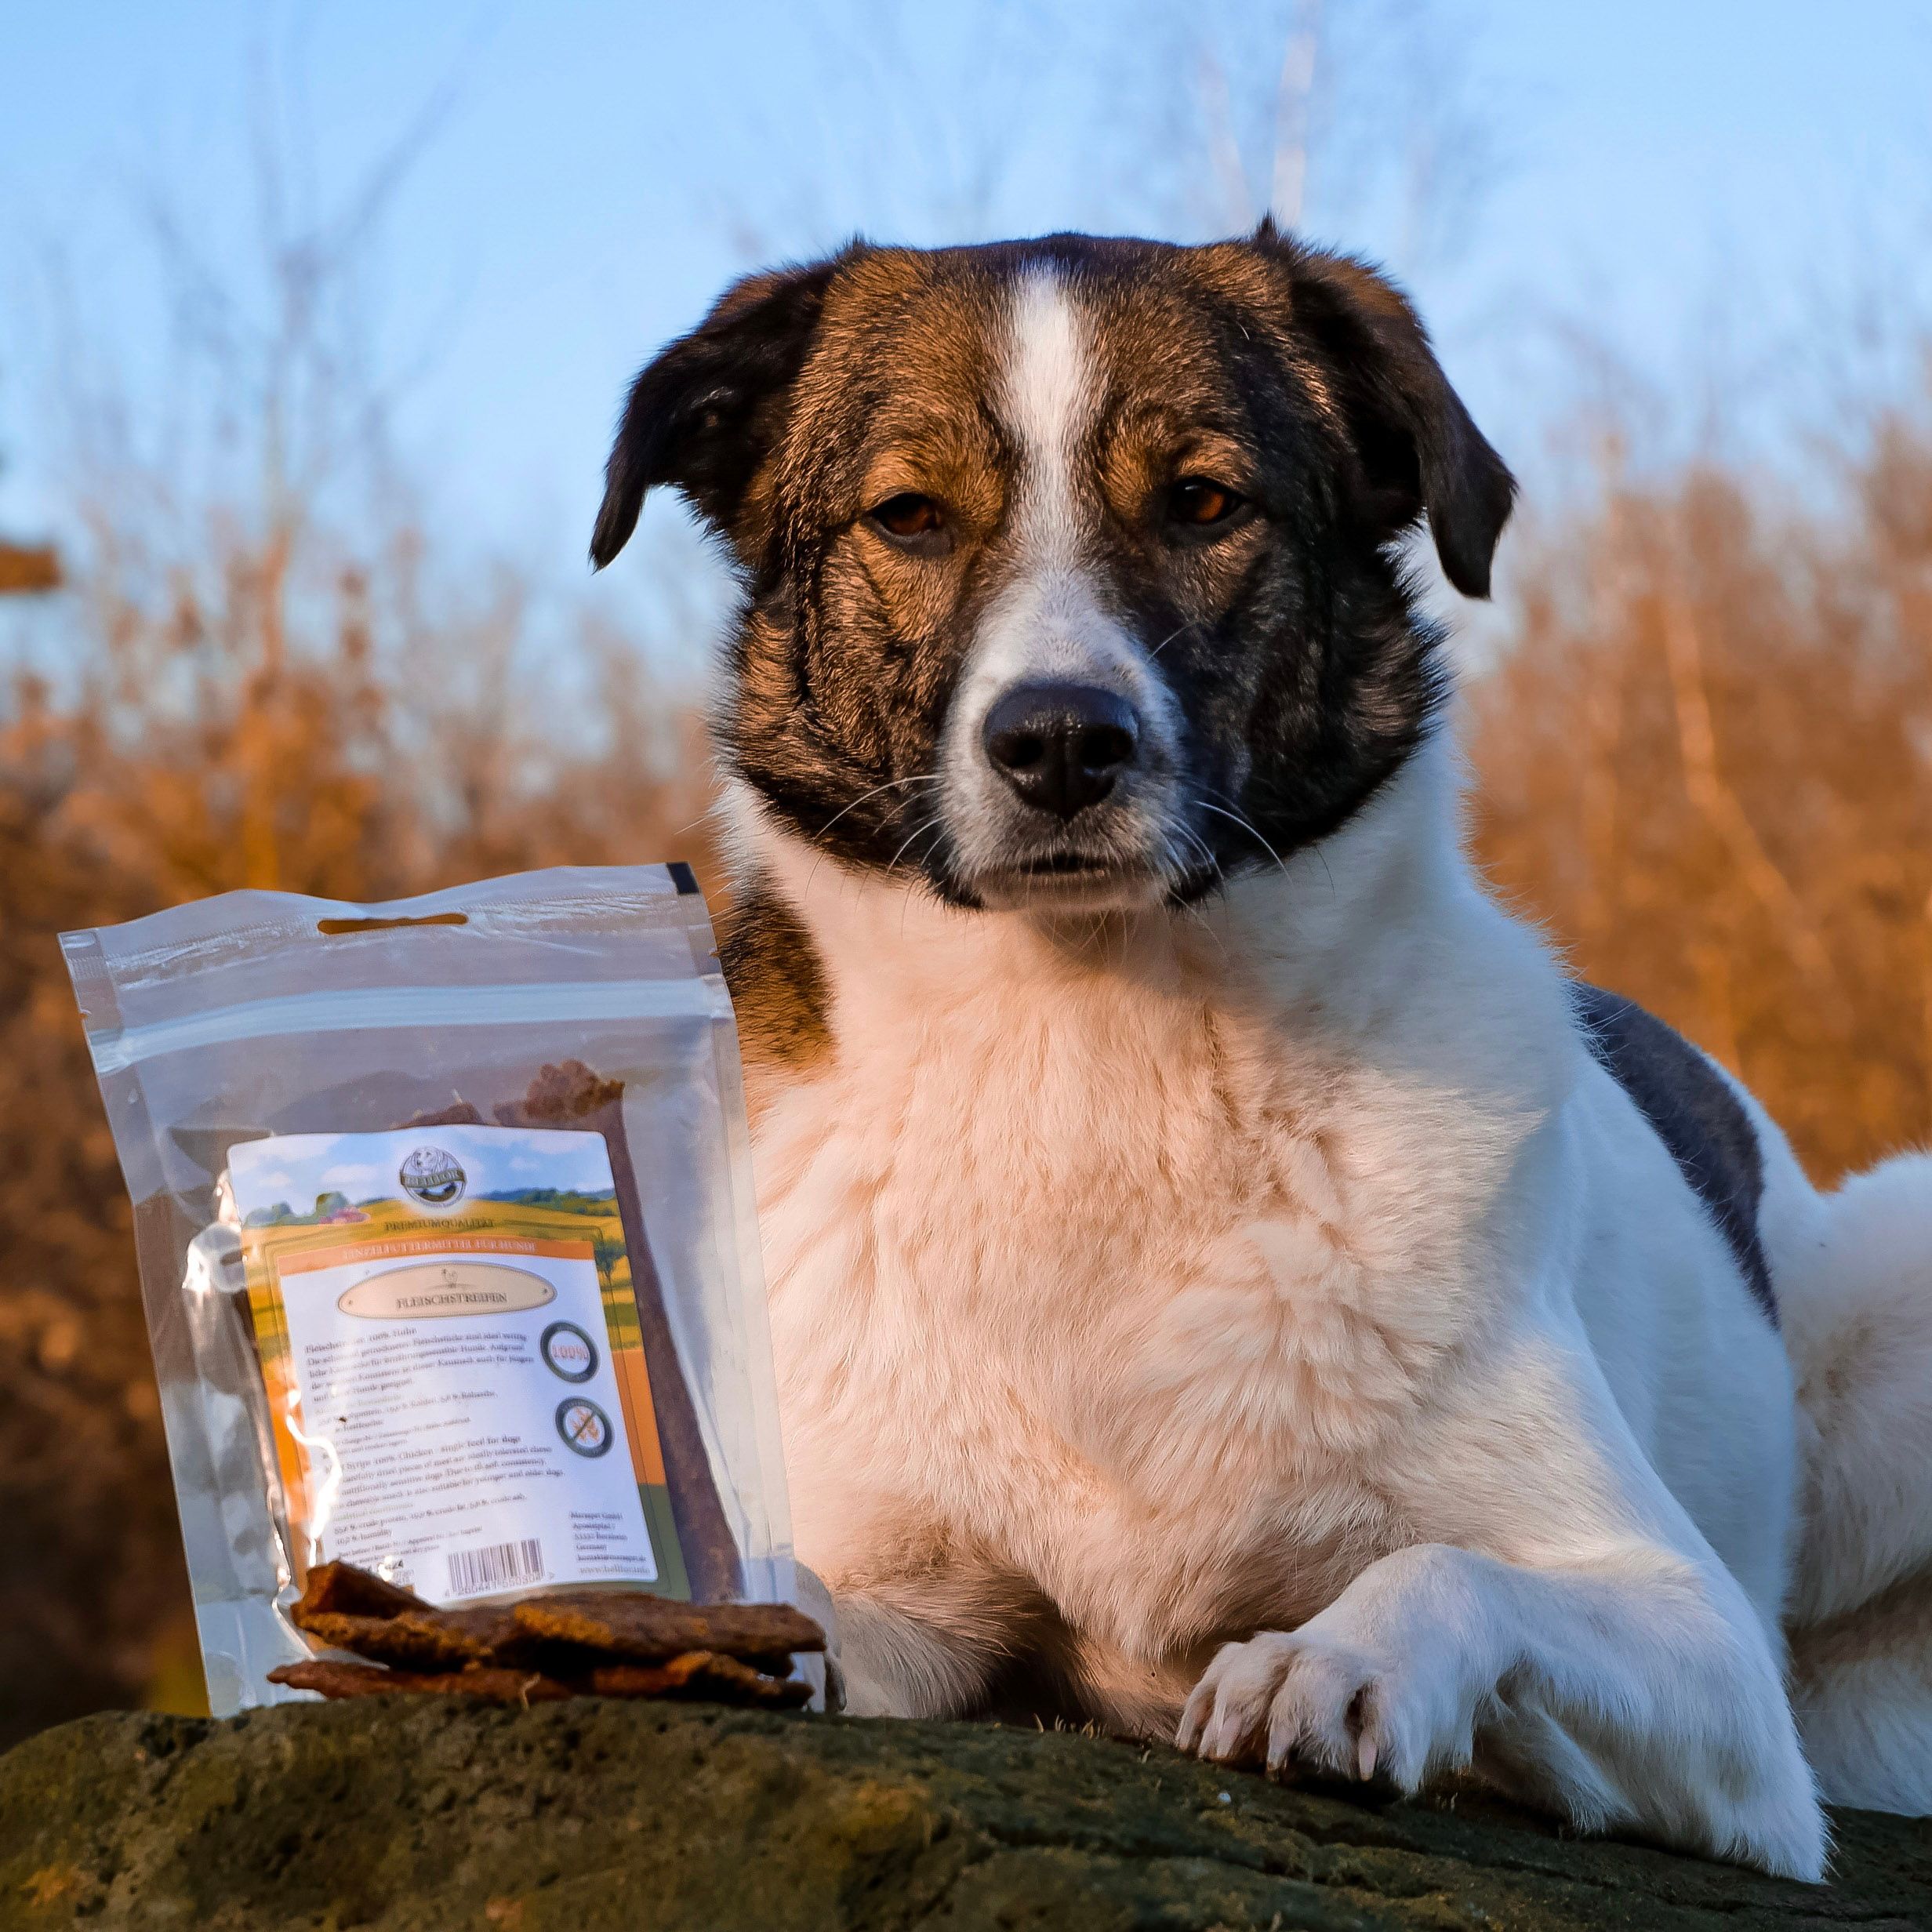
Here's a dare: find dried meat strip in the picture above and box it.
[511,1592,823,1664]
[294,1560,433,1621]
[270,1651,809,1708]
[285,1562,823,1696]
[588,1654,812,1707]
[294,1608,522,1672]
[268,1660,576,1704]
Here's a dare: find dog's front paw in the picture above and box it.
[1176,1627,1434,1790]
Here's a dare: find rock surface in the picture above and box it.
[2,1701,1928,1930]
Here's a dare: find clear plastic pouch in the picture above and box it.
[62,865,798,1715]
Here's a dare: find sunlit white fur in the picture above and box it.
[730,735,1853,1879]
[1002,270,1089,568]
[721,272,1932,1887]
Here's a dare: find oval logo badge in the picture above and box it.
[399,1146,467,1208]
[337,1261,556,1320]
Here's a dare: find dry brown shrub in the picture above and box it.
[1469,394,1932,1185]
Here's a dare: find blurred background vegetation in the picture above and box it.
[2,1,1929,1743]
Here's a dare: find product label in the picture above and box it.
[231,1125,691,1603]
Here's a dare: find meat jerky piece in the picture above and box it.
[590,1653,813,1708]
[296,1607,523,1672]
[293,1560,433,1622]
[496,1059,744,1600]
[511,1592,823,1664]
[269,1660,576,1704]
[518,1060,623,1118]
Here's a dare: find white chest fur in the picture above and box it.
[738,754,1574,1670]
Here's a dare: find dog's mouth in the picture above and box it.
[964,843,1185,913]
[1018,852,1113,877]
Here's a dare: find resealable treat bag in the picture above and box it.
[63,865,798,1716]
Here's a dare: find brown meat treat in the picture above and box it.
[293,1560,432,1622]
[589,1653,812,1707]
[511,1592,823,1664]
[574,1658,688,1695]
[296,1607,521,1672]
[268,1660,577,1704]
[496,1059,745,1600]
[518,1061,623,1117]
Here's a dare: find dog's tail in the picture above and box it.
[1780,1152,1932,1626]
[1775,1149,1932,1810]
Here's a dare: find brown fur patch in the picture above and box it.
[717,888,832,1098]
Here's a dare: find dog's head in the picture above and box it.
[593,227,1512,912]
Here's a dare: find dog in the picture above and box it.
[590,226,1932,1880]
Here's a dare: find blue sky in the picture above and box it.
[2,1,1929,656]
[230,1124,616,1215]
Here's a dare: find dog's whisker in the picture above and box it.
[670,794,739,842]
[891,819,948,938]
[1200,779,1328,898]
[1169,819,1222,886]
[884,812,945,876]
[803,774,942,898]
[811,774,941,846]
[1194,797,1291,877]
[1146,619,1200,662]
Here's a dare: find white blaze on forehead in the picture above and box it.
[1000,268,1095,566]
[934,261,1185,902]
[964,263,1171,708]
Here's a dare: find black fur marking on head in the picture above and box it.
[1573,985,1777,1326]
[1253,219,1516,597]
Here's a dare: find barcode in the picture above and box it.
[446,1538,544,1597]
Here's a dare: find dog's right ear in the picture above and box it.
[1250,222,1514,598]
[590,249,858,569]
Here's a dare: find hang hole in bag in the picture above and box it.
[315,913,470,936]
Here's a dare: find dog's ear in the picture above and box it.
[590,247,860,569]
[1254,222,1514,597]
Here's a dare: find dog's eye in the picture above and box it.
[869,492,945,540]
[1167,477,1246,528]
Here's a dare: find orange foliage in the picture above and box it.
[1469,404,1932,1185]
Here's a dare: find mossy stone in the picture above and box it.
[2,1701,1927,1929]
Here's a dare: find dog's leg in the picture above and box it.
[1177,1327,1825,1879]
[823,1592,1002,1717]
[804,1560,1055,1720]
[1789,1568,1932,1814]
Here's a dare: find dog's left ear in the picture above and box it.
[590,245,861,569]
[1254,222,1515,597]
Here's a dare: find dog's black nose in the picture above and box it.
[982,682,1140,819]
